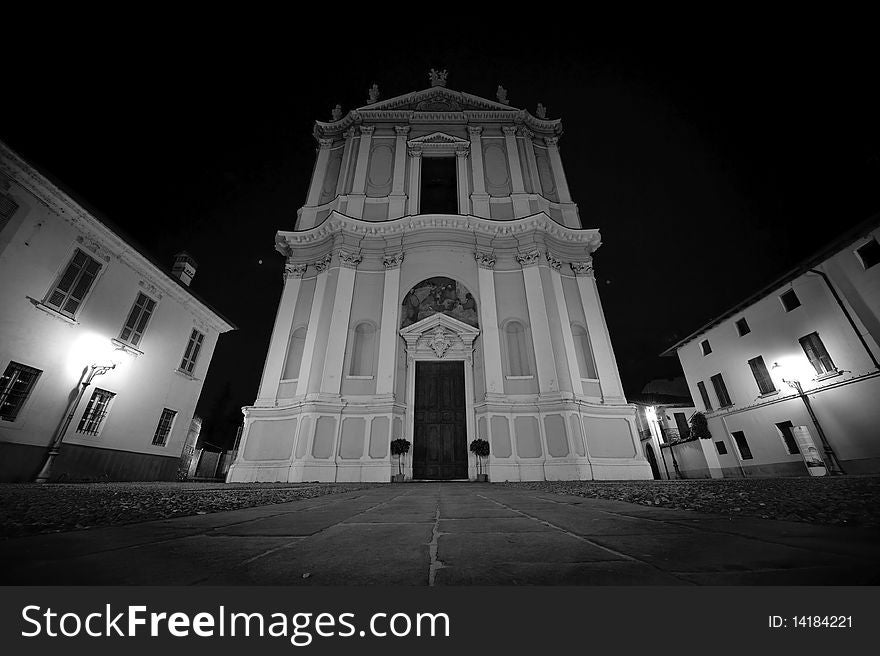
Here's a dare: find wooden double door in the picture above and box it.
[412,361,467,480]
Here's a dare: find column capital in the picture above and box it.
[516,249,541,267]
[570,259,594,277]
[517,126,534,139]
[544,136,560,147]
[467,126,483,137]
[315,253,333,273]
[455,148,469,159]
[408,145,423,158]
[343,127,358,138]
[317,137,335,149]
[284,262,308,279]
[339,251,362,269]
[394,126,411,136]
[474,251,496,269]
[502,125,518,137]
[359,125,375,136]
[383,252,405,269]
[545,252,561,270]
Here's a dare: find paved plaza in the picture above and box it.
[3,483,879,585]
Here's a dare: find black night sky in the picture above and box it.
[3,26,877,449]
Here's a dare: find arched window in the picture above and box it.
[349,322,376,376]
[282,327,307,380]
[571,323,598,379]
[504,320,532,376]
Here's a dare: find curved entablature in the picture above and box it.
[275,211,601,261]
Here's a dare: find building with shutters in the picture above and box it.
[0,141,235,482]
[227,72,651,483]
[662,214,880,476]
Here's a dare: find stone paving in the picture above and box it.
[2,482,878,585]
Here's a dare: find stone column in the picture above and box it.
[456,148,470,214]
[305,138,334,208]
[335,128,357,197]
[546,253,583,396]
[468,127,490,217]
[347,126,374,217]
[388,126,410,218]
[255,261,307,405]
[407,145,422,215]
[517,250,558,394]
[519,127,541,195]
[320,251,361,395]
[475,252,504,396]
[571,258,626,403]
[544,136,572,203]
[377,252,404,395]
[296,254,332,396]
[504,126,530,216]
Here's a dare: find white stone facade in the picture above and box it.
[228,81,650,483]
[666,217,880,476]
[0,142,235,482]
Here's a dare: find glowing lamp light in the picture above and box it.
[65,333,126,379]
[770,356,816,391]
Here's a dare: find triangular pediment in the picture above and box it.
[407,132,469,145]
[358,86,519,113]
[399,311,480,340]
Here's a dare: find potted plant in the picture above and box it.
[469,438,490,482]
[390,438,410,482]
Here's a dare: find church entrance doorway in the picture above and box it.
[413,361,467,480]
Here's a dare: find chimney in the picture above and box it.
[172,251,197,286]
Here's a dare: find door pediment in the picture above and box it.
[399,312,480,360]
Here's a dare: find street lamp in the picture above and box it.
[34,361,116,483]
[771,360,844,475]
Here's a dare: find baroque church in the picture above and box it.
[227,71,651,483]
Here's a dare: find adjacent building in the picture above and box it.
[0,141,235,482]
[228,73,651,483]
[663,214,880,477]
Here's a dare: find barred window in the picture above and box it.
[77,388,115,435]
[799,332,836,376]
[700,339,712,356]
[0,362,41,422]
[780,289,801,312]
[179,329,205,375]
[152,408,177,446]
[735,317,751,336]
[748,355,776,395]
[856,238,880,270]
[45,249,102,318]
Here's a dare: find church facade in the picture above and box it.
[227,73,651,483]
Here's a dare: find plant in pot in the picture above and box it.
[469,438,490,482]
[390,438,410,482]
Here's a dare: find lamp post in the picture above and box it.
[34,362,116,483]
[771,362,844,475]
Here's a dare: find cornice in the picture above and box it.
[0,142,234,333]
[276,211,601,255]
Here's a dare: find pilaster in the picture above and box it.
[335,128,357,197]
[389,126,410,219]
[475,252,504,395]
[296,253,332,396]
[517,249,558,394]
[255,261,307,404]
[571,258,626,402]
[347,126,374,217]
[456,149,470,215]
[321,251,361,394]
[305,138,334,207]
[504,126,530,217]
[545,136,572,204]
[519,127,541,195]
[377,252,404,395]
[546,252,583,395]
[407,146,422,215]
[468,127,490,217]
